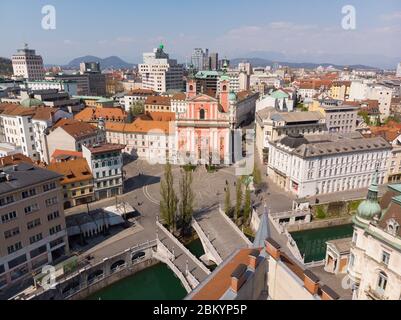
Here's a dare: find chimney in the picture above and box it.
[248,249,260,270]
[13,164,18,171]
[303,270,320,296]
[265,238,281,260]
[230,264,247,294]
[320,285,340,300]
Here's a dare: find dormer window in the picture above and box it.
[386,219,400,236]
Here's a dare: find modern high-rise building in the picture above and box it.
[209,53,219,71]
[80,62,101,73]
[191,48,205,71]
[12,44,45,81]
[396,62,401,78]
[139,44,184,93]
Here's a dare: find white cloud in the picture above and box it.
[116,36,136,43]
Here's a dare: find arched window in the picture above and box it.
[199,109,205,120]
[189,85,194,91]
[222,85,227,91]
[377,271,388,294]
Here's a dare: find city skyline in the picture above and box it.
[0,0,400,68]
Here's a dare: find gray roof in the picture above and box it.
[0,163,62,195]
[253,209,270,248]
[271,111,324,123]
[274,132,392,158]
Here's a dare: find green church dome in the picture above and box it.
[357,200,382,220]
[357,170,382,220]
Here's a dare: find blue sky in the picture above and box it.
[0,0,400,67]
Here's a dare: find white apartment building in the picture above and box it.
[255,108,326,162]
[267,132,391,198]
[118,89,155,112]
[139,45,184,93]
[31,108,72,163]
[12,45,45,81]
[24,80,78,96]
[348,183,401,300]
[170,93,187,114]
[82,144,124,200]
[0,143,22,158]
[217,70,241,93]
[349,81,393,120]
[0,105,39,161]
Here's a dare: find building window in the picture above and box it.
[381,251,390,265]
[43,182,56,192]
[49,225,62,235]
[199,109,205,120]
[377,272,388,294]
[4,227,20,239]
[29,233,43,244]
[7,242,22,254]
[1,211,17,223]
[27,218,41,230]
[22,188,36,199]
[352,230,358,244]
[45,197,58,207]
[349,253,355,268]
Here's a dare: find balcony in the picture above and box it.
[365,286,388,300]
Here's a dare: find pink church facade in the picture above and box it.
[175,79,233,165]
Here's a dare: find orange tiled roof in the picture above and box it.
[191,249,256,300]
[0,153,34,168]
[0,103,37,116]
[171,92,187,101]
[47,158,92,185]
[51,149,83,162]
[128,88,155,96]
[74,107,127,122]
[106,117,173,135]
[145,95,171,106]
[369,121,401,142]
[53,118,98,139]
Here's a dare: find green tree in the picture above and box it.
[130,101,145,116]
[160,162,178,232]
[178,169,195,237]
[358,110,371,125]
[243,186,252,224]
[224,185,232,216]
[235,178,243,221]
[253,166,262,187]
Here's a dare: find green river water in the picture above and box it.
[87,239,205,300]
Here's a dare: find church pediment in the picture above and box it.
[189,93,218,103]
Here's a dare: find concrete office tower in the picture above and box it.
[12,44,45,81]
[139,44,184,93]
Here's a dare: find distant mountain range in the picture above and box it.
[64,56,134,69]
[0,57,12,75]
[229,57,378,70]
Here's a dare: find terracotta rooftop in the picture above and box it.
[128,88,155,96]
[190,248,256,300]
[145,95,171,106]
[0,103,37,117]
[106,118,173,135]
[47,158,93,185]
[74,107,127,122]
[86,143,125,155]
[51,149,83,162]
[53,119,99,139]
[171,92,187,101]
[0,153,34,168]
